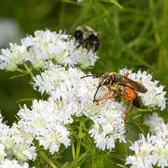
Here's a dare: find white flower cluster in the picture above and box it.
[32,64,127,150]
[33,63,97,103]
[17,98,71,154]
[119,69,166,111]
[89,100,126,150]
[0,30,98,71]
[0,114,36,167]
[126,113,168,168]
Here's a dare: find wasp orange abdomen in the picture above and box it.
[121,87,137,101]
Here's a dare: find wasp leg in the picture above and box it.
[94,89,110,102]
[95,88,118,102]
[124,100,133,121]
[98,93,118,102]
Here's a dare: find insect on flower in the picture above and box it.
[82,72,148,120]
[74,26,99,52]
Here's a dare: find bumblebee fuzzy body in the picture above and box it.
[74,26,99,52]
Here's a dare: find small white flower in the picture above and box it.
[0,113,10,141]
[119,69,167,111]
[144,112,164,133]
[0,159,32,168]
[0,144,6,162]
[9,124,37,161]
[0,114,14,154]
[155,122,168,141]
[36,125,70,154]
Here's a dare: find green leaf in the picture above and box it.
[40,151,58,168]
[101,0,124,9]
[62,153,88,168]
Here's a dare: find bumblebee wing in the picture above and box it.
[118,77,147,93]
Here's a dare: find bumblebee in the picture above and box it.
[74,26,99,52]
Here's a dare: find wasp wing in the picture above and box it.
[118,76,147,93]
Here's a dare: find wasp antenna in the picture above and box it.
[80,74,97,79]
[93,85,100,101]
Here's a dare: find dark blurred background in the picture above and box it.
[0,0,167,124]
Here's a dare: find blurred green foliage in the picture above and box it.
[0,0,167,123]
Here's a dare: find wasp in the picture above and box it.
[73,26,99,52]
[82,72,147,120]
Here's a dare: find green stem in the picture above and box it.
[24,64,34,77]
[71,119,84,168]
[76,142,81,168]
[16,98,33,103]
[72,143,76,160]
[75,121,83,158]
[75,141,81,159]
[149,0,161,44]
[16,67,28,73]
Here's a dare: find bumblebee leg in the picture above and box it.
[73,39,86,52]
[74,42,84,50]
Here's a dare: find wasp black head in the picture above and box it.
[99,73,113,86]
[93,73,113,102]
